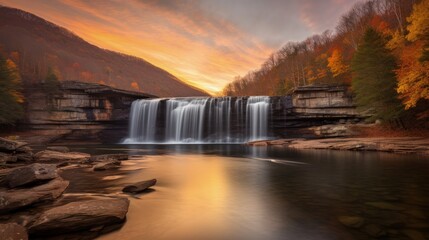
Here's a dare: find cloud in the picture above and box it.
[0,0,364,94]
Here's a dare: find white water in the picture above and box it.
[124,97,271,144]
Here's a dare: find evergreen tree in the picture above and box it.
[0,55,24,125]
[351,28,403,121]
[43,67,61,97]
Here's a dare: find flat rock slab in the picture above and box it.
[0,178,69,213]
[46,146,69,153]
[122,179,157,193]
[0,137,28,152]
[29,198,129,236]
[90,154,129,162]
[283,137,429,155]
[0,223,28,240]
[5,163,58,188]
[34,150,90,162]
[93,160,121,171]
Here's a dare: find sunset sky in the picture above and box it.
[0,0,363,94]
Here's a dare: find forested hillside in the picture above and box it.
[222,0,428,120]
[0,6,208,97]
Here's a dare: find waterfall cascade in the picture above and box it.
[124,96,272,144]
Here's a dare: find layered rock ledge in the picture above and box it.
[248,137,429,155]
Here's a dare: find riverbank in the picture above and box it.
[0,137,157,239]
[248,137,429,155]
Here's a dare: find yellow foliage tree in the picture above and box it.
[396,0,429,109]
[327,49,349,77]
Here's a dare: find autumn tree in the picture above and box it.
[351,28,403,121]
[395,0,429,111]
[0,56,24,125]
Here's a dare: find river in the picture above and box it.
[62,144,429,240]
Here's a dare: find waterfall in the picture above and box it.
[166,98,208,142]
[125,99,161,143]
[246,96,270,141]
[124,96,271,143]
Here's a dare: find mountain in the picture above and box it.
[0,6,208,97]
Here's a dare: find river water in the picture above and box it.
[62,144,429,240]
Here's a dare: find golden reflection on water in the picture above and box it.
[99,154,280,240]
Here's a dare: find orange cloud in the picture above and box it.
[0,0,274,94]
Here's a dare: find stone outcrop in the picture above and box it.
[0,178,69,213]
[34,150,90,162]
[28,198,130,236]
[270,85,362,137]
[23,81,154,144]
[5,163,58,188]
[122,179,157,193]
[93,160,121,171]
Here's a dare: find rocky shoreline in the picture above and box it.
[247,137,429,155]
[0,137,155,239]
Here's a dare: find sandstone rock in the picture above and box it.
[0,137,27,152]
[0,178,69,213]
[122,179,156,193]
[34,150,90,162]
[29,198,129,236]
[93,160,121,171]
[5,163,58,188]
[0,223,28,240]
[90,154,128,162]
[0,153,18,164]
[338,216,365,228]
[46,146,69,153]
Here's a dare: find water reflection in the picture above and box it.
[63,145,429,240]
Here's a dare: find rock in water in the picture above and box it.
[93,160,121,171]
[122,179,157,193]
[46,146,69,153]
[34,150,90,162]
[5,163,58,188]
[0,137,27,152]
[0,178,69,213]
[29,198,130,236]
[0,223,28,240]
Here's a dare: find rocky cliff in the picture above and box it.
[270,85,361,137]
[22,81,153,143]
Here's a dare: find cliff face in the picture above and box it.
[23,81,153,143]
[21,84,360,143]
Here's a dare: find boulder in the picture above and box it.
[0,137,27,152]
[46,146,69,153]
[34,150,90,162]
[0,223,28,240]
[90,154,128,162]
[122,179,157,193]
[0,178,69,213]
[5,163,58,188]
[93,160,121,171]
[29,198,129,236]
[0,153,18,164]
